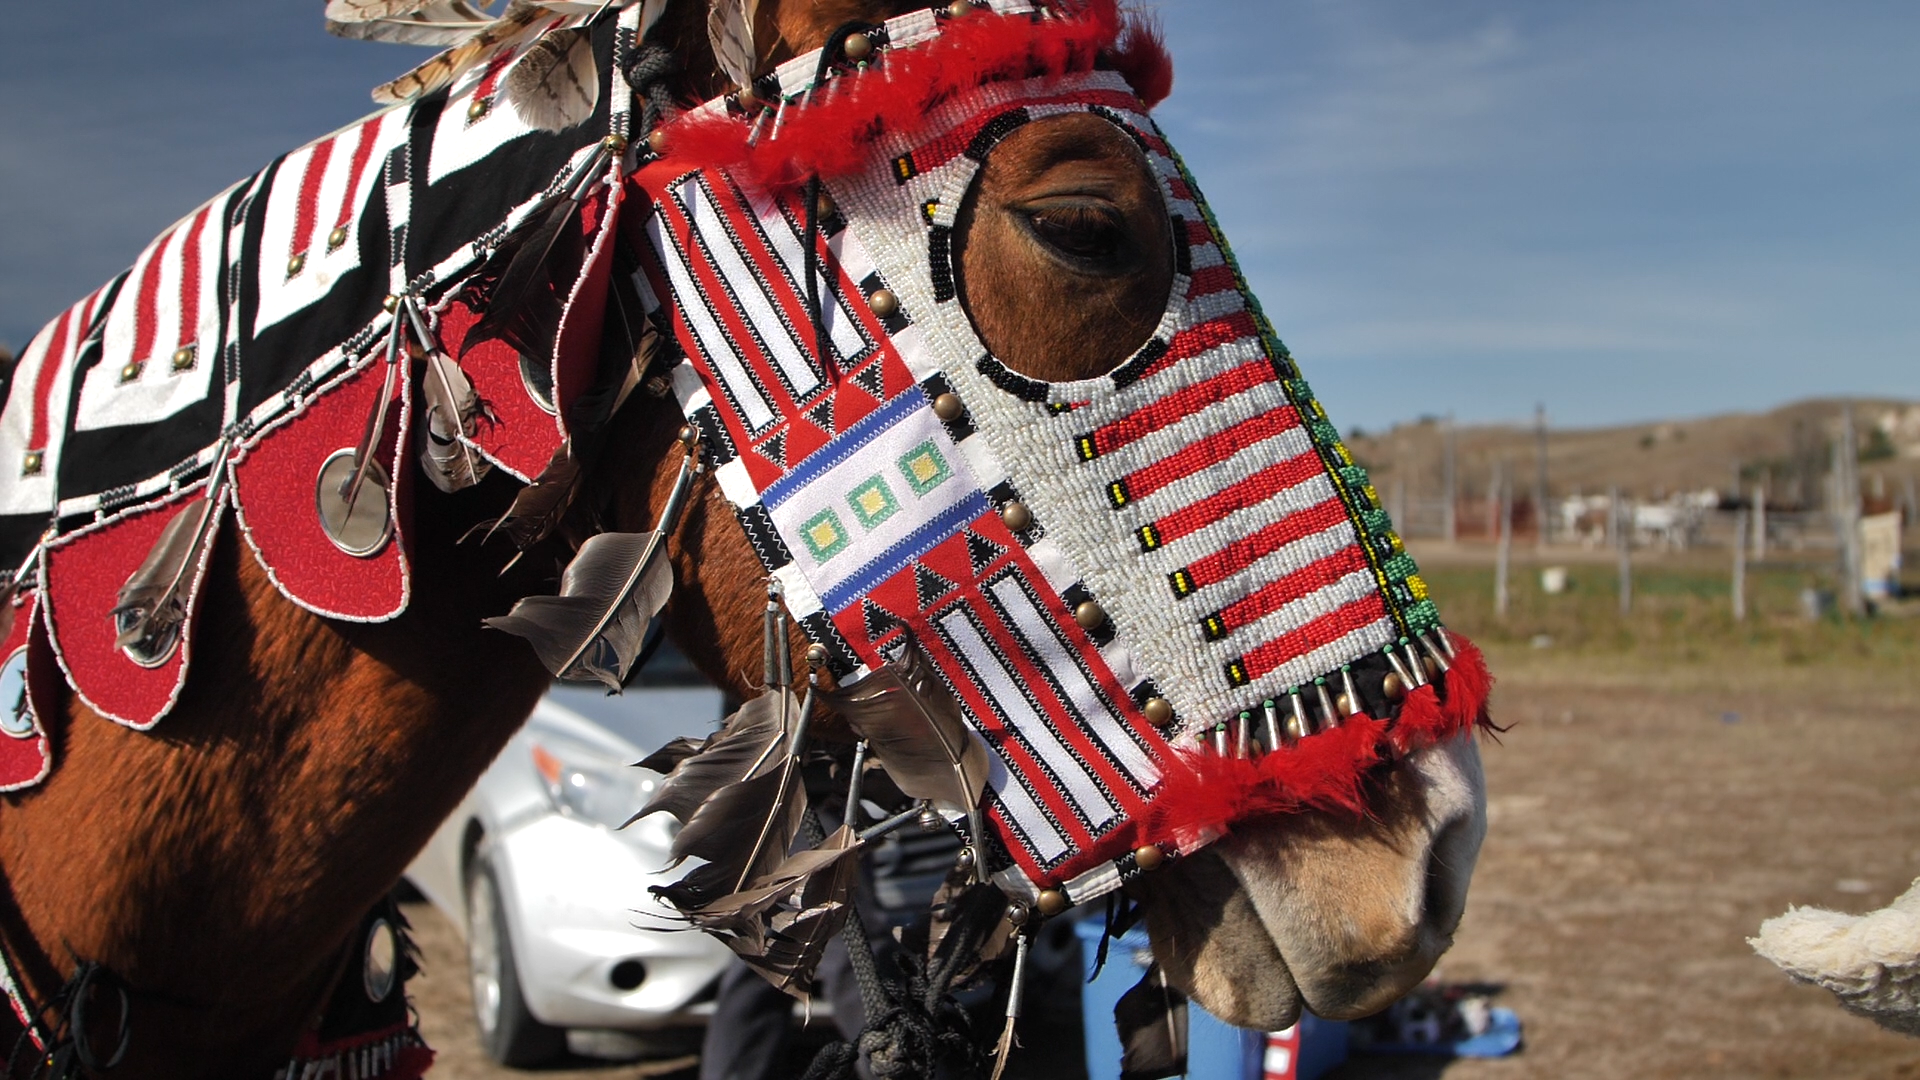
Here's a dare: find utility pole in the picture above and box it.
[1442,415,1458,544]
[1615,487,1632,616]
[1732,509,1748,621]
[1494,462,1512,619]
[1752,481,1768,561]
[1534,404,1550,549]
[1837,404,1864,617]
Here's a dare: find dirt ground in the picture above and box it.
[407,638,1920,1080]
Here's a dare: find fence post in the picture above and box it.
[1732,509,1748,621]
[1495,464,1512,619]
[1752,481,1767,561]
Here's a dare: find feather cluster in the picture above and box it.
[483,529,674,690]
[646,0,1172,193]
[635,692,860,996]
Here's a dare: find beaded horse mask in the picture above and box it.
[629,0,1488,907]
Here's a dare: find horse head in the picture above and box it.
[599,0,1490,1033]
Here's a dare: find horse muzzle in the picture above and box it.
[1133,734,1487,1028]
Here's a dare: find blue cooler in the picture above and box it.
[1076,918,1346,1079]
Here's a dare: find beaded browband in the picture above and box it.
[629,0,1489,906]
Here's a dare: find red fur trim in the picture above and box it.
[1144,636,1494,846]
[646,0,1169,191]
[1107,12,1172,108]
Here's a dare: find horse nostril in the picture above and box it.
[1421,810,1481,938]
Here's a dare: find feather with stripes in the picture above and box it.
[419,351,494,493]
[705,0,762,90]
[325,0,499,45]
[504,26,600,131]
[370,1,546,105]
[483,529,674,690]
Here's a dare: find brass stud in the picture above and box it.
[1073,600,1106,630]
[866,288,899,318]
[1382,672,1407,702]
[602,133,628,153]
[947,0,974,16]
[1036,888,1069,918]
[467,97,490,122]
[286,253,306,278]
[932,393,964,422]
[843,32,873,61]
[171,347,195,372]
[735,87,757,112]
[327,226,349,252]
[1133,845,1166,871]
[677,424,698,446]
[1335,693,1353,717]
[814,191,836,219]
[382,294,401,313]
[1142,697,1173,728]
[119,362,142,384]
[647,128,669,154]
[1000,500,1032,532]
[805,643,830,667]
[1422,655,1441,680]
[20,451,43,476]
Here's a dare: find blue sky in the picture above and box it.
[3,1,1916,430]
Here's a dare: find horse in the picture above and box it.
[0,2,1490,1076]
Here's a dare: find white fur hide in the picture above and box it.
[1752,878,1920,1036]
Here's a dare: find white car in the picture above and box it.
[405,652,734,1066]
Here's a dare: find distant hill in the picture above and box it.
[1348,398,1920,511]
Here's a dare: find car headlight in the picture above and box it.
[530,741,651,831]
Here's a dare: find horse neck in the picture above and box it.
[0,472,563,1071]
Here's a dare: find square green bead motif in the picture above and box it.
[898,441,952,496]
[801,507,851,562]
[847,475,900,529]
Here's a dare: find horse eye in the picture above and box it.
[1025,205,1126,267]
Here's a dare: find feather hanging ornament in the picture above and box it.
[706,0,762,90]
[823,642,992,875]
[484,529,674,690]
[683,825,863,996]
[111,491,221,665]
[634,735,708,776]
[480,440,581,550]
[461,139,609,365]
[645,690,807,911]
[325,0,499,46]
[419,345,495,495]
[1114,963,1188,1080]
[504,26,600,131]
[632,692,790,827]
